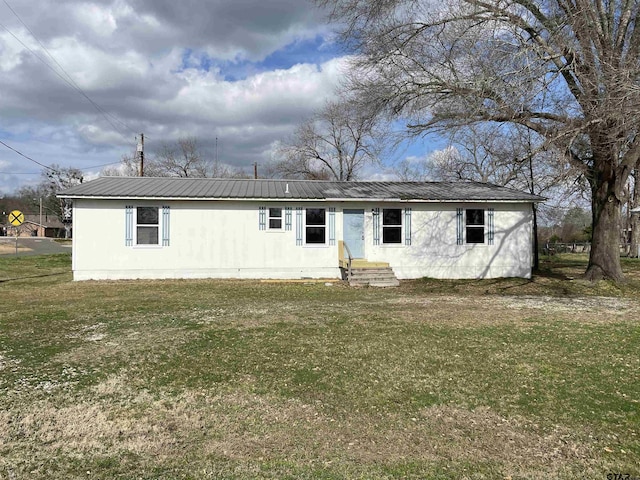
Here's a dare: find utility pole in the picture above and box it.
[254,162,258,179]
[138,133,144,177]
[39,197,42,237]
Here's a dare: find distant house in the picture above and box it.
[58,177,543,283]
[3,214,66,238]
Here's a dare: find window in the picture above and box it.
[305,208,326,244]
[269,207,282,229]
[382,208,402,244]
[466,209,485,244]
[136,207,159,245]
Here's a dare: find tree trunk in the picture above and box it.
[532,203,539,272]
[527,151,539,272]
[629,169,640,258]
[585,183,624,281]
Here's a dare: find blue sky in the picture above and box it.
[182,35,344,81]
[0,0,440,197]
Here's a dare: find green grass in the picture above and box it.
[1,253,639,479]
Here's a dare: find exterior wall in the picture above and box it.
[71,199,533,281]
[359,202,533,279]
[72,199,341,280]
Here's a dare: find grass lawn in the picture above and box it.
[1,253,639,479]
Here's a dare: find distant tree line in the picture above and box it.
[102,136,250,179]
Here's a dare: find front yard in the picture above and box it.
[0,254,639,479]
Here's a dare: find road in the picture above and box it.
[0,237,72,256]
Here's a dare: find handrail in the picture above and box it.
[342,241,353,281]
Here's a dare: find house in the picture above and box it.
[2,214,67,238]
[57,177,543,283]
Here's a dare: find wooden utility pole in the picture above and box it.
[254,162,258,179]
[138,133,144,176]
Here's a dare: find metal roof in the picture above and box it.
[58,176,544,202]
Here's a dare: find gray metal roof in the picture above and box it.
[58,176,543,202]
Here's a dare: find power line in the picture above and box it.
[1,140,127,172]
[0,20,132,140]
[2,0,77,85]
[84,160,125,169]
[0,140,56,171]
[0,1,138,140]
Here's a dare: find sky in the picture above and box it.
[0,0,437,196]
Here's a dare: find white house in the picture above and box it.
[58,177,543,283]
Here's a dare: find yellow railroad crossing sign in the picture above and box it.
[9,210,24,226]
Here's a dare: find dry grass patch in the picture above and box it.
[54,320,198,366]
[0,243,32,255]
[497,295,638,315]
[389,294,640,326]
[1,376,604,479]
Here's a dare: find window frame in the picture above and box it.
[268,207,283,230]
[305,207,326,245]
[382,208,403,244]
[465,208,485,244]
[135,206,161,246]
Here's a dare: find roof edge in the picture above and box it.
[58,194,542,203]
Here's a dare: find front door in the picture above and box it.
[343,209,365,258]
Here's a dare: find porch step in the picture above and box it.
[339,259,390,269]
[348,267,399,287]
[351,259,390,268]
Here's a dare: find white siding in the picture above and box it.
[362,202,533,279]
[71,199,533,281]
[72,200,339,280]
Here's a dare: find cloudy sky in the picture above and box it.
[0,0,432,195]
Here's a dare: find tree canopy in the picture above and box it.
[321,0,640,280]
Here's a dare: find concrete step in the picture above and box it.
[350,276,398,283]
[347,266,399,287]
[350,278,400,287]
[351,268,395,277]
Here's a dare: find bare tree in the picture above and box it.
[102,137,234,178]
[17,165,84,237]
[102,152,157,177]
[154,137,231,178]
[321,0,640,281]
[396,146,459,182]
[273,99,389,181]
[398,125,530,184]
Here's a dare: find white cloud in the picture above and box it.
[162,58,346,124]
[0,26,44,72]
[72,2,120,37]
[0,0,355,193]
